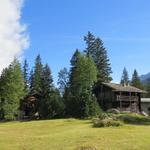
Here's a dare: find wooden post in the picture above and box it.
[120,91,122,111]
[135,93,137,113]
[129,92,132,112]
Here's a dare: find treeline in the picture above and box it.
[120,67,143,89]
[0,32,148,120]
[120,67,150,97]
[0,32,112,120]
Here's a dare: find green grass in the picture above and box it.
[0,118,150,150]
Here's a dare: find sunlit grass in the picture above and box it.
[0,119,150,150]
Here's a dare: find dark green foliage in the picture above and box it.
[66,50,100,118]
[131,69,143,89]
[26,55,43,118]
[23,55,65,119]
[30,54,43,95]
[40,65,64,119]
[84,32,112,83]
[89,97,101,117]
[48,89,65,118]
[0,32,113,120]
[116,113,150,125]
[23,59,29,95]
[120,67,129,86]
[0,59,24,120]
[57,67,69,95]
[39,64,53,119]
[84,31,96,57]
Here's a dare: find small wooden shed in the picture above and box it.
[94,82,146,112]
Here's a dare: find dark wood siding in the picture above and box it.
[94,84,141,112]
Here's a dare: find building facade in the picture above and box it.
[94,82,146,112]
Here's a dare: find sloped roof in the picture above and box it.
[102,82,147,93]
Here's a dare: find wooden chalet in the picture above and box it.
[94,82,146,112]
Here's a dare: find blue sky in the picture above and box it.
[21,0,150,85]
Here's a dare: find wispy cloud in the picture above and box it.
[0,0,29,72]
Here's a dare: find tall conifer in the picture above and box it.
[84,32,112,83]
[120,67,130,86]
[0,58,24,120]
[131,69,143,89]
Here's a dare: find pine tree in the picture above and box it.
[84,32,112,83]
[23,59,29,95]
[30,54,43,95]
[66,50,100,118]
[39,64,53,119]
[120,67,130,86]
[0,68,8,119]
[0,58,25,120]
[94,38,112,82]
[28,57,64,119]
[49,88,65,118]
[28,54,43,118]
[84,31,96,57]
[57,67,69,95]
[29,69,34,93]
[131,69,143,89]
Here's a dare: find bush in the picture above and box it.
[98,113,108,120]
[76,145,99,150]
[93,117,122,127]
[107,108,120,114]
[116,113,150,125]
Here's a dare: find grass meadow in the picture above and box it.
[0,117,150,150]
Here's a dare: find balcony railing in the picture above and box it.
[116,95,138,102]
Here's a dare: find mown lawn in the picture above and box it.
[0,119,150,150]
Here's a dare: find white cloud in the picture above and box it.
[0,0,29,72]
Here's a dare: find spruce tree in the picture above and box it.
[28,57,64,119]
[30,54,43,95]
[84,32,112,83]
[66,50,100,118]
[39,64,53,118]
[84,31,96,57]
[49,88,65,118]
[23,59,29,95]
[28,55,43,118]
[0,68,8,119]
[131,69,143,89]
[57,67,69,95]
[120,67,130,86]
[0,58,25,120]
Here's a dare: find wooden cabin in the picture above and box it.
[94,82,146,112]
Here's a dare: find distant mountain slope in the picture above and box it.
[140,72,150,84]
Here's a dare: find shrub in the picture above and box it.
[98,112,116,120]
[93,117,122,127]
[116,113,150,125]
[98,113,108,120]
[107,108,120,114]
